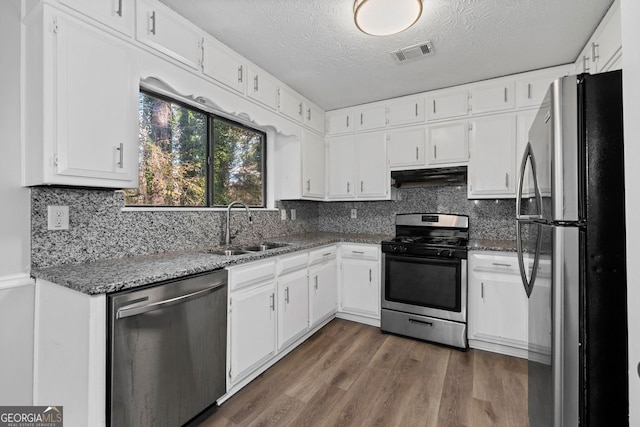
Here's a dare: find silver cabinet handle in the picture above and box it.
[481,282,484,299]
[299,102,303,116]
[306,179,311,191]
[416,146,419,160]
[237,66,243,83]
[583,56,590,73]
[277,89,281,108]
[433,145,437,159]
[592,42,599,62]
[285,286,290,304]
[270,293,275,311]
[347,181,350,193]
[360,181,364,192]
[369,269,372,283]
[253,75,259,92]
[116,143,124,168]
[504,87,508,103]
[314,275,318,290]
[505,173,509,188]
[527,83,532,99]
[150,11,156,35]
[432,99,436,114]
[116,282,225,319]
[352,250,364,254]
[346,115,349,128]
[322,252,332,257]
[415,103,418,117]
[492,262,512,267]
[116,0,123,17]
[360,113,363,125]
[307,108,311,121]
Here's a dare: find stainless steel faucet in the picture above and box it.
[225,200,252,246]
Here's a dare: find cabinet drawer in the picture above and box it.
[277,251,309,276]
[309,246,337,265]
[340,244,379,261]
[471,253,519,275]
[228,259,276,291]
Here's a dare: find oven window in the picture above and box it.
[385,255,461,311]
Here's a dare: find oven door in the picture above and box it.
[382,253,467,322]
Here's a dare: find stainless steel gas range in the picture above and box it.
[381,213,469,350]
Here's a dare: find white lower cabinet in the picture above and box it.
[277,269,309,350]
[339,244,380,319]
[468,251,528,357]
[308,247,338,326]
[228,280,277,384]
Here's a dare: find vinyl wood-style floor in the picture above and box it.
[200,319,528,427]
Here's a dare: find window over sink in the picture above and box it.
[125,90,266,207]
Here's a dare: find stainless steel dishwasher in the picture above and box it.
[108,269,227,426]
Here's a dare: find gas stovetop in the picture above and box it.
[381,213,469,259]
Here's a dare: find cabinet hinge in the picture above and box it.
[52,18,58,34]
[468,123,473,131]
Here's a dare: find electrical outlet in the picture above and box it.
[351,208,357,219]
[280,209,287,220]
[290,209,296,221]
[47,205,69,230]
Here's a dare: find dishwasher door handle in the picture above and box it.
[116,282,225,319]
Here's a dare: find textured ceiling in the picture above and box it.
[159,0,614,111]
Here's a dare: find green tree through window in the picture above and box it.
[126,91,265,207]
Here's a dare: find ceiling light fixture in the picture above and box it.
[354,0,423,36]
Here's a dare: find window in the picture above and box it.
[126,91,266,207]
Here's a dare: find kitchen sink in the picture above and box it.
[240,242,291,252]
[209,248,251,256]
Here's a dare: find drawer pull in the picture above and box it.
[492,262,512,267]
[409,318,433,327]
[351,251,364,255]
[322,252,332,257]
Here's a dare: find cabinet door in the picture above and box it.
[59,0,134,36]
[591,2,621,73]
[470,82,515,115]
[247,67,279,110]
[278,270,309,350]
[340,259,380,317]
[516,110,538,197]
[356,132,388,198]
[327,136,355,198]
[229,282,277,383]
[301,130,326,199]
[354,105,387,132]
[326,110,355,135]
[309,261,338,326]
[387,127,426,168]
[427,121,469,165]
[516,73,563,109]
[305,102,326,134]
[279,87,304,122]
[472,277,527,345]
[427,91,468,121]
[136,0,202,70]
[202,35,246,94]
[387,98,425,126]
[54,11,138,185]
[468,114,517,198]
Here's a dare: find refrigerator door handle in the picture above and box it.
[516,221,542,298]
[516,142,544,221]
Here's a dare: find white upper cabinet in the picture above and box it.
[387,98,425,127]
[387,126,426,169]
[278,86,304,122]
[58,0,134,37]
[575,0,621,74]
[326,110,355,135]
[247,67,279,110]
[304,102,326,134]
[301,130,326,199]
[516,71,562,109]
[354,105,387,132]
[327,135,355,199]
[355,131,388,198]
[469,82,515,115]
[468,114,517,198]
[136,0,203,71]
[23,6,138,188]
[427,90,469,121]
[427,121,469,166]
[202,34,246,95]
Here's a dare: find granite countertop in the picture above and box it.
[467,239,517,252]
[30,232,392,295]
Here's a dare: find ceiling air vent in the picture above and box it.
[392,41,434,64]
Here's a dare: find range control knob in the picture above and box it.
[447,250,455,258]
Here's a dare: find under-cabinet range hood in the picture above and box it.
[391,166,467,188]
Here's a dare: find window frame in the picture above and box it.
[129,89,267,209]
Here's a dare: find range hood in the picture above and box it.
[391,166,467,188]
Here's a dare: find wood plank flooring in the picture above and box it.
[199,319,528,427]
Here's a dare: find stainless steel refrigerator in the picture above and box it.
[516,70,627,426]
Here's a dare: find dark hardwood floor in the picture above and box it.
[200,319,528,427]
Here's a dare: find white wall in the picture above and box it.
[0,0,35,405]
[621,0,640,424]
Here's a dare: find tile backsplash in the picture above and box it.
[31,184,515,268]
